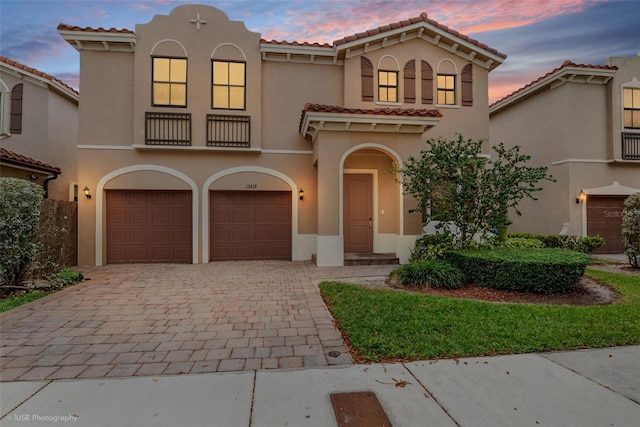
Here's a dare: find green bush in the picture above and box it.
[0,178,44,286]
[447,248,589,294]
[496,237,544,249]
[49,268,84,289]
[409,231,460,262]
[622,192,640,269]
[507,233,604,254]
[388,260,465,289]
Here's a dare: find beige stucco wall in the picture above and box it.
[490,56,640,237]
[72,4,498,265]
[0,66,78,201]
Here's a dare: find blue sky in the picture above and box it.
[1,0,639,103]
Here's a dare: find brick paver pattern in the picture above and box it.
[0,261,395,381]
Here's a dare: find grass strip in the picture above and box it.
[0,290,54,313]
[319,269,640,362]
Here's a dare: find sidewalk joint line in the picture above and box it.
[0,380,52,420]
[403,363,461,427]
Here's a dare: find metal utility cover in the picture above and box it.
[330,391,393,427]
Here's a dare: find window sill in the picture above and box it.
[133,144,262,153]
[435,104,460,109]
[375,101,402,107]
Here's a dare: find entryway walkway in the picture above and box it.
[0,261,396,382]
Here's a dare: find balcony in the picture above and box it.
[207,114,250,148]
[622,132,640,160]
[145,112,191,146]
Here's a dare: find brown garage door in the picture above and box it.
[106,190,192,263]
[210,191,291,261]
[587,196,626,254]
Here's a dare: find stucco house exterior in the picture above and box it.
[58,4,505,266]
[0,56,79,200]
[490,55,640,253]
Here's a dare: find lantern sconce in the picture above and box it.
[576,190,586,204]
[299,188,304,201]
[83,186,92,199]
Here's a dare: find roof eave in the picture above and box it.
[58,30,137,52]
[335,22,506,71]
[490,67,617,114]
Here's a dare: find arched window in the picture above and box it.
[404,60,416,103]
[151,40,188,107]
[361,57,374,102]
[211,44,246,110]
[461,64,473,106]
[437,60,457,106]
[421,61,433,104]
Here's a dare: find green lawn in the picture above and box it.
[319,269,640,362]
[0,290,54,313]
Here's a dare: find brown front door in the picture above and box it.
[587,196,626,253]
[106,190,192,263]
[210,191,291,261]
[344,174,373,253]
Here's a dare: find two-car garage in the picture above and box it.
[105,189,291,264]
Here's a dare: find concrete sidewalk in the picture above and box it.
[1,346,638,427]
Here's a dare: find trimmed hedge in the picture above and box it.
[507,233,605,254]
[447,248,589,294]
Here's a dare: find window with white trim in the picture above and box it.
[437,74,456,105]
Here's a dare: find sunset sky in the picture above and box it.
[1,0,638,103]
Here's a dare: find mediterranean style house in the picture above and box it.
[490,55,640,253]
[58,4,505,266]
[0,56,79,201]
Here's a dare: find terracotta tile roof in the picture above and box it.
[300,103,442,131]
[0,148,61,174]
[261,12,505,59]
[57,23,134,34]
[0,56,78,97]
[259,40,332,48]
[490,60,618,108]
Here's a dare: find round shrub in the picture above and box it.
[388,260,465,289]
[409,232,460,262]
[497,237,544,249]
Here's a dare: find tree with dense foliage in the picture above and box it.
[0,178,44,286]
[394,135,554,246]
[622,192,640,269]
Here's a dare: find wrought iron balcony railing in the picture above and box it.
[145,112,191,146]
[622,132,640,160]
[206,114,250,147]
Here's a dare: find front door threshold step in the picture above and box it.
[311,253,399,266]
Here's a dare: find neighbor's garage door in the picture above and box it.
[587,196,626,254]
[106,190,192,263]
[210,191,291,261]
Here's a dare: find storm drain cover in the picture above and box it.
[330,391,393,427]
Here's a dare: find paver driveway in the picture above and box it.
[0,261,395,381]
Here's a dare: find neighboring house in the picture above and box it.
[58,4,505,266]
[490,55,640,253]
[0,56,79,201]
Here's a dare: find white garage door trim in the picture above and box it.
[96,165,199,266]
[202,167,299,263]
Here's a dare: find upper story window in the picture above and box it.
[212,60,246,110]
[437,74,456,105]
[361,57,374,102]
[378,70,398,102]
[152,57,187,107]
[623,87,640,129]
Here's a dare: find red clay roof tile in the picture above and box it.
[300,103,442,131]
[490,61,618,108]
[0,148,61,174]
[0,56,78,97]
[57,23,134,34]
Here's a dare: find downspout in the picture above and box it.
[43,171,60,199]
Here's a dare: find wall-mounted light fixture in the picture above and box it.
[29,174,39,181]
[83,186,92,199]
[299,188,304,201]
[576,190,586,204]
